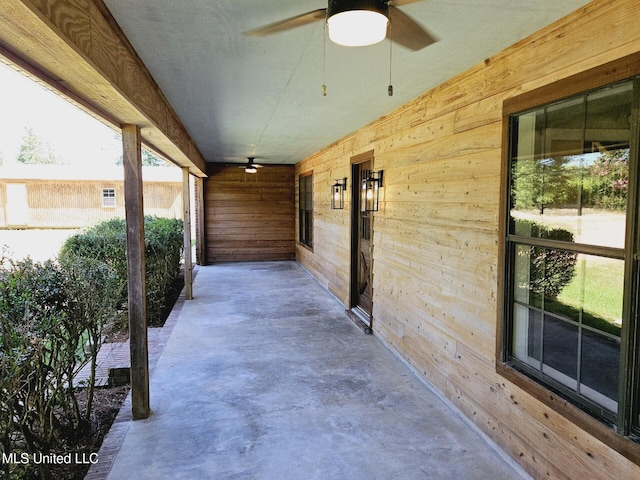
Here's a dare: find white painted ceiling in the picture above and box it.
[102,0,591,165]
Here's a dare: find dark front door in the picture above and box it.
[351,159,373,324]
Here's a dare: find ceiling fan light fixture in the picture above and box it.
[327,0,389,47]
[244,157,260,173]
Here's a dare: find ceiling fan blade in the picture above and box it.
[241,157,263,168]
[389,5,437,51]
[388,0,425,6]
[245,9,326,37]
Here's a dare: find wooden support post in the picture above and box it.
[122,125,150,420]
[195,176,207,266]
[182,167,193,300]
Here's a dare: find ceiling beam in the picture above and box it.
[0,0,207,177]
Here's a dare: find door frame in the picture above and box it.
[350,150,375,327]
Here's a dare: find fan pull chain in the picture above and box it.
[388,22,393,96]
[322,19,328,96]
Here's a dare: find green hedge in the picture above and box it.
[0,257,120,479]
[0,217,182,478]
[59,216,184,328]
[515,220,578,298]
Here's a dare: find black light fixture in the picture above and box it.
[245,0,437,53]
[331,177,347,210]
[327,0,389,47]
[361,170,383,212]
[243,157,261,174]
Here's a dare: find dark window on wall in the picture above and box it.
[299,173,313,248]
[102,188,116,207]
[502,76,640,444]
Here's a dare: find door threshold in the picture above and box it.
[346,309,372,334]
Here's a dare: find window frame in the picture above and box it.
[497,52,640,463]
[298,172,313,249]
[101,187,116,208]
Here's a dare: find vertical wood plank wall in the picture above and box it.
[295,0,640,478]
[205,164,295,262]
[0,180,181,228]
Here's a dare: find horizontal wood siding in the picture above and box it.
[205,165,294,262]
[295,151,351,303]
[295,1,640,478]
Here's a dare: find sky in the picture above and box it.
[0,62,122,166]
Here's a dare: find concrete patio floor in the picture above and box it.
[100,261,529,479]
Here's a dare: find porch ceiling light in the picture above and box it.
[244,157,260,174]
[331,177,348,210]
[361,170,383,212]
[327,0,389,47]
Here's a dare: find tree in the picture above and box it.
[16,127,63,165]
[512,156,578,213]
[114,133,170,167]
[142,149,170,167]
[587,148,629,211]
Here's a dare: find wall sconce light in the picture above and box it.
[331,177,347,210]
[361,170,383,212]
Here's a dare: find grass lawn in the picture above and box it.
[553,257,624,336]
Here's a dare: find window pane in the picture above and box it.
[542,315,578,390]
[305,191,313,211]
[581,329,619,411]
[550,255,623,335]
[510,81,632,249]
[514,244,577,307]
[545,96,585,156]
[305,211,313,246]
[299,178,306,209]
[512,305,542,369]
[299,175,313,246]
[513,244,543,308]
[511,244,624,412]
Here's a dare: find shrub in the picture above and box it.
[143,217,183,324]
[515,220,578,298]
[0,256,119,479]
[0,259,69,457]
[59,218,128,290]
[59,216,184,328]
[61,257,121,416]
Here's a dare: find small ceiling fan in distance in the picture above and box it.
[238,157,263,174]
[245,0,436,51]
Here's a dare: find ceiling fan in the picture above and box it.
[245,0,436,51]
[237,157,263,173]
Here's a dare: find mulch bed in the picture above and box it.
[45,386,130,480]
